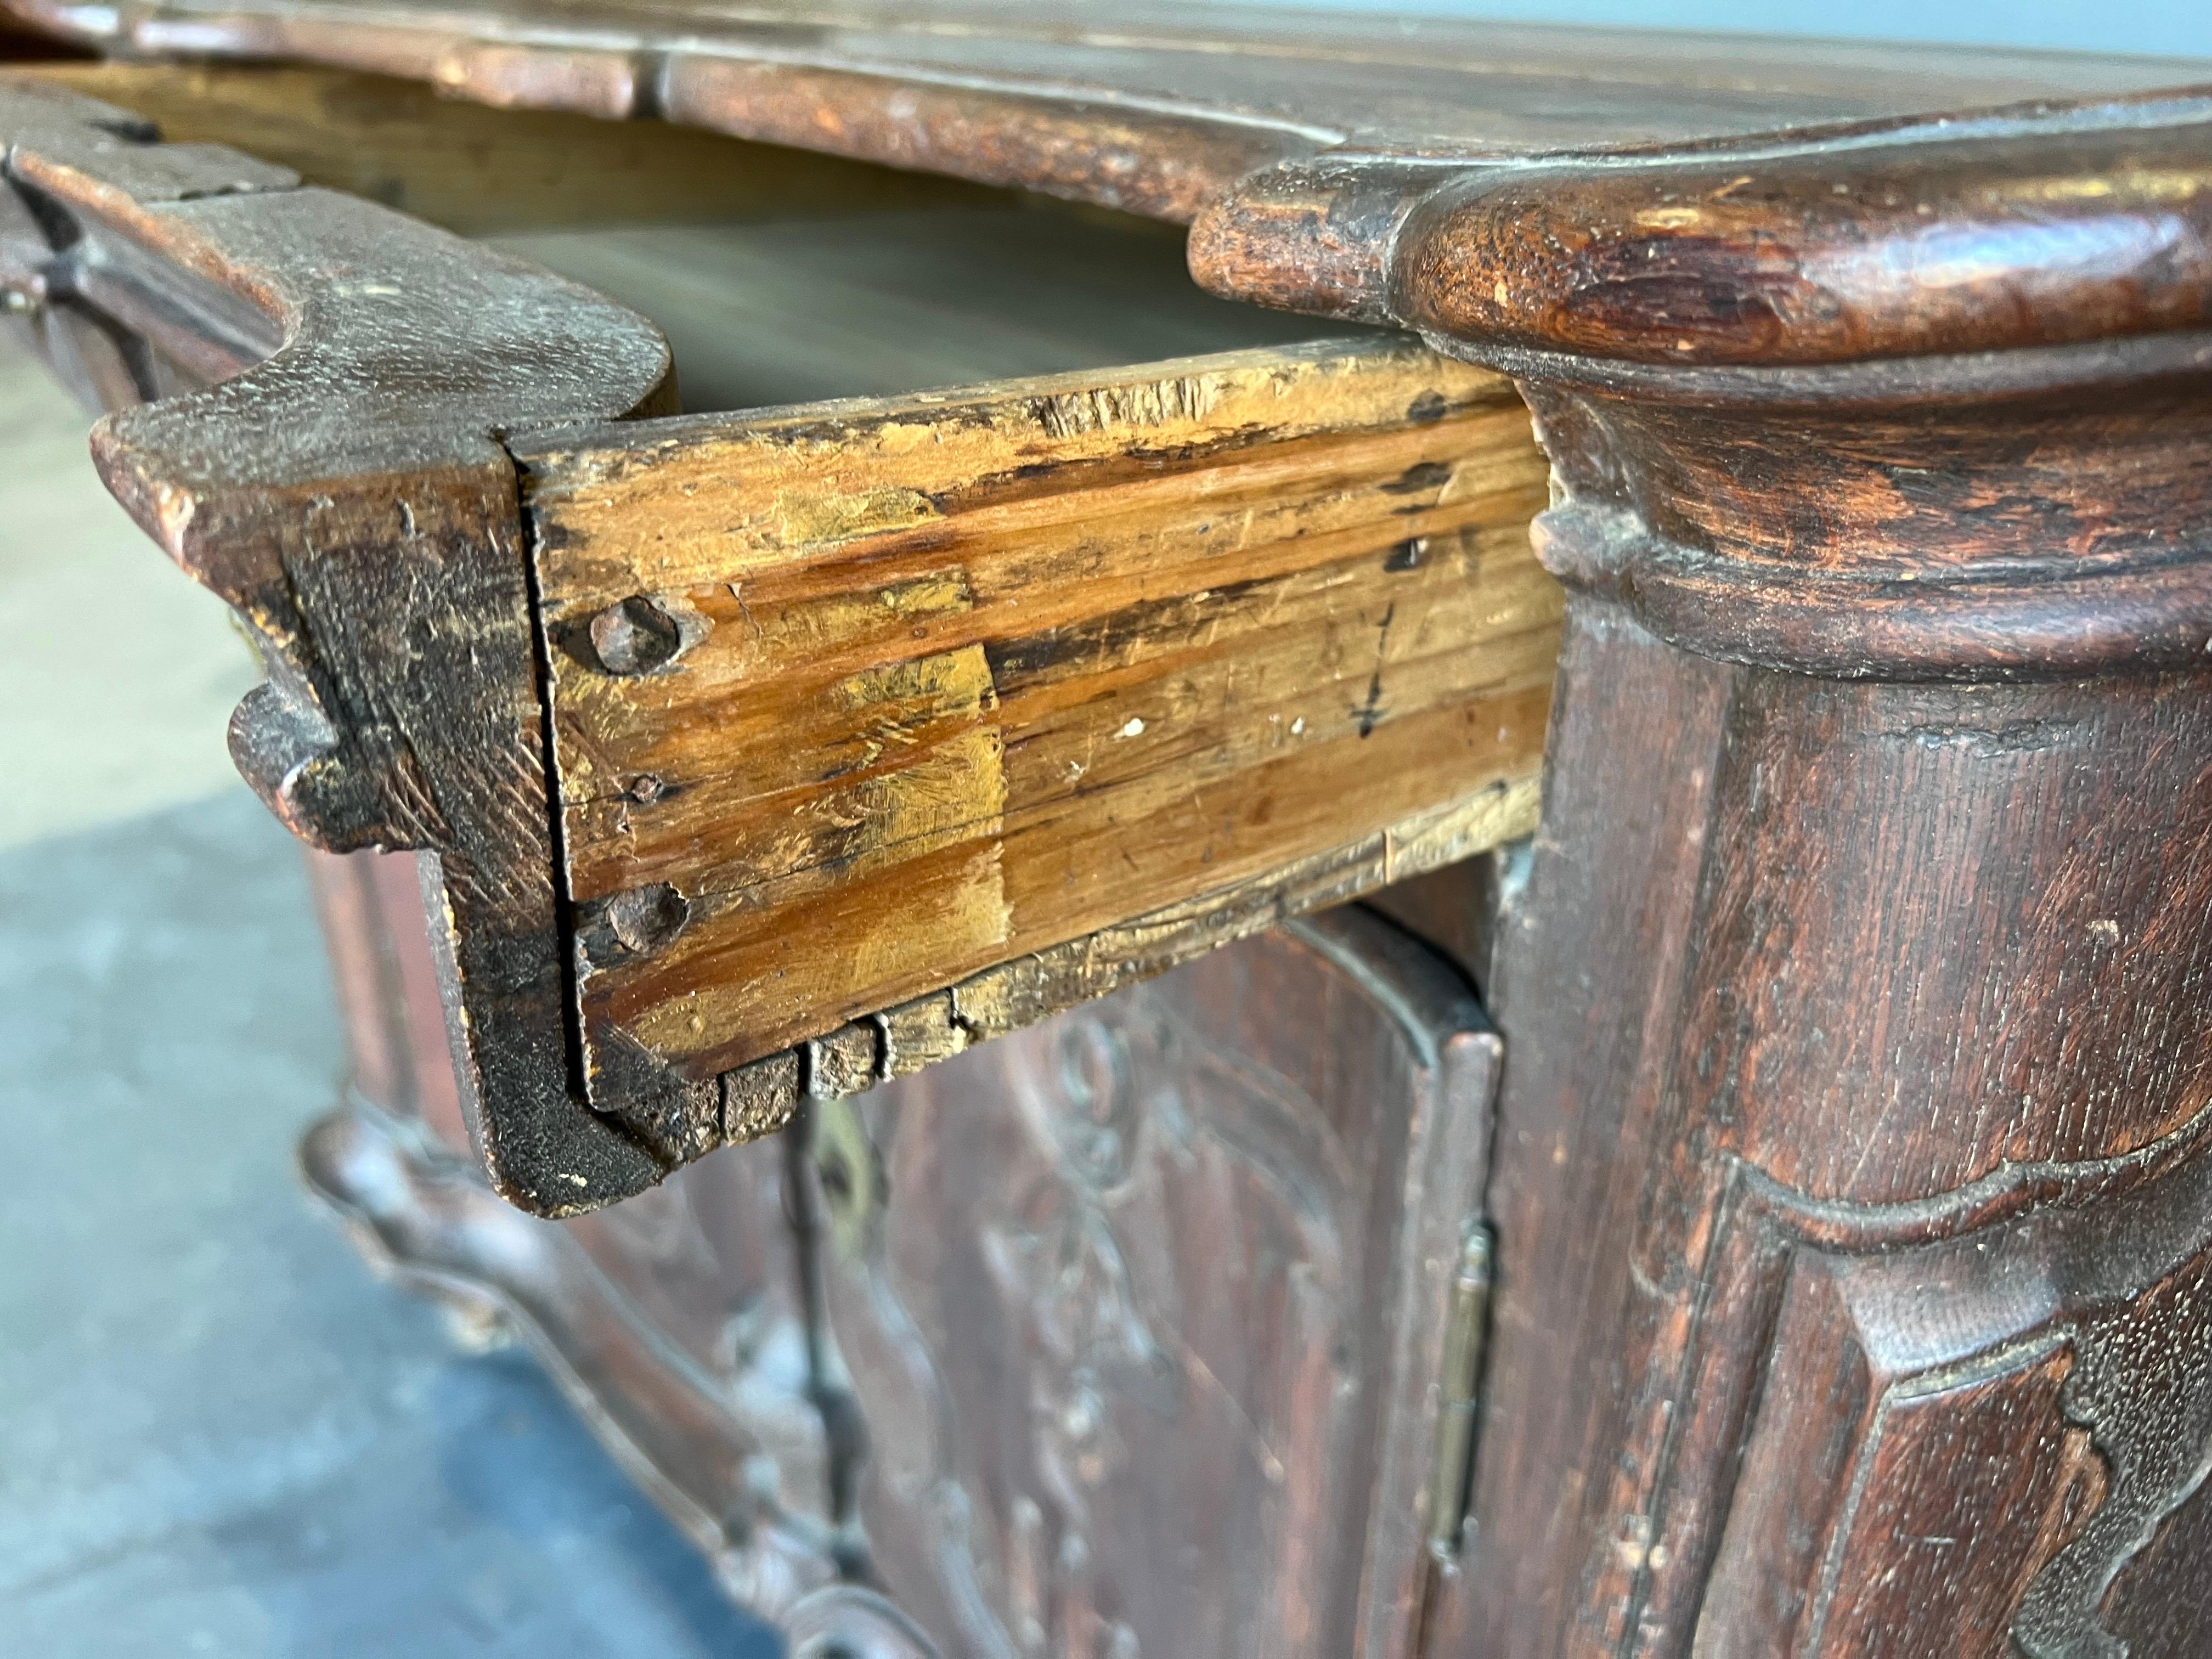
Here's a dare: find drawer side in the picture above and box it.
[513,337,1558,1129]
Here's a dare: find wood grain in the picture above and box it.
[515,337,1555,1098]
[23,19,2212,1655]
[298,899,1510,1655]
[11,0,2202,222]
[15,59,993,235]
[1445,302,2212,1659]
[16,7,2203,399]
[810,907,1503,1658]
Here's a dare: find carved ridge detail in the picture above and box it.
[2015,1283,2212,1659]
[1191,97,2212,367]
[802,907,1499,1656]
[1522,494,2212,683]
[1731,1095,2212,1251]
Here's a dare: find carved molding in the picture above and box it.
[300,907,1504,1658]
[1591,1119,2212,1657]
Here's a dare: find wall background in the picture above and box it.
[1217,1,2209,60]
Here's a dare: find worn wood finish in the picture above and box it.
[1000,28,2212,1655]
[1439,317,2212,1659]
[16,13,2212,1654]
[9,0,2204,223]
[516,338,1554,1108]
[0,67,1555,1210]
[17,59,994,235]
[297,884,1504,1657]
[1190,109,2212,363]
[1456,611,2212,1659]
[807,905,1502,1659]
[8,66,1333,406]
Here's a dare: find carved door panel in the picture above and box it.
[1693,1139,2212,1659]
[805,906,1502,1659]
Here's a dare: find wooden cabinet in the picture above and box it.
[7,10,2212,1654]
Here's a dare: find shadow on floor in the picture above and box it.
[0,789,780,1656]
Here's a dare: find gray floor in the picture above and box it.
[0,351,778,1654]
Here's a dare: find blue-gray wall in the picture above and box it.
[1214,1,2208,61]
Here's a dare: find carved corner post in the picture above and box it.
[1459,355,2212,1658]
[1197,100,2212,1657]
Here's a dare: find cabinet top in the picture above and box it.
[8,0,2212,366]
[8,1,2204,211]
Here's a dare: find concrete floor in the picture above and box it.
[0,345,778,1654]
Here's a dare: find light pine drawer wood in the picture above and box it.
[515,341,1555,1114]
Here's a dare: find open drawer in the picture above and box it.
[0,62,1558,1214]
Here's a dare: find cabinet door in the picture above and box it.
[803,906,1502,1659]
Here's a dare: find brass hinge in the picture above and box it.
[1426,1220,1495,1560]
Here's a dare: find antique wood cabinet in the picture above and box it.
[4,6,2211,1655]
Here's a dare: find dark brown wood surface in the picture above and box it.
[298,868,1507,1657]
[8,0,2205,221]
[7,1,2205,396]
[809,905,1502,1657]
[17,57,998,235]
[1438,207,2212,1659]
